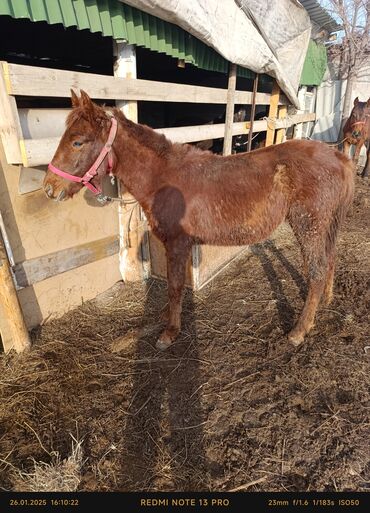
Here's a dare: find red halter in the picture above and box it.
[48,117,118,195]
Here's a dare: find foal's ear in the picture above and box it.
[354,96,359,105]
[80,90,94,110]
[71,89,80,108]
[79,89,106,126]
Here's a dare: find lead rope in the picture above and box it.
[97,190,146,249]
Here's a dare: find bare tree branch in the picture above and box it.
[325,0,369,80]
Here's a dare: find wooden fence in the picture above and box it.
[0,62,315,167]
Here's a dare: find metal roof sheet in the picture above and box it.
[299,0,341,33]
[0,0,255,78]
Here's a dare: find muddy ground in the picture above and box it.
[0,178,369,492]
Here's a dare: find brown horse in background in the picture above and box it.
[343,96,370,178]
[44,91,354,350]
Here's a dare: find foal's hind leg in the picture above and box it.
[323,248,336,306]
[353,140,364,171]
[288,267,327,346]
[288,213,329,346]
[156,239,191,350]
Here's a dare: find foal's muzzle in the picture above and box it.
[43,183,67,202]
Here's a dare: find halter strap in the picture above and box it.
[48,117,118,195]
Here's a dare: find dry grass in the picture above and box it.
[0,177,369,492]
[11,437,84,492]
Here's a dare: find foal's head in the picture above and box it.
[43,90,114,201]
[349,96,370,125]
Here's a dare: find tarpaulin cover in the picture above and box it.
[120,0,312,107]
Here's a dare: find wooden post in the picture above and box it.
[0,233,30,353]
[294,86,306,139]
[0,62,23,164]
[265,80,280,147]
[247,74,259,152]
[113,42,145,282]
[275,105,288,144]
[223,63,237,156]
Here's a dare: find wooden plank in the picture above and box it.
[21,137,57,166]
[247,74,259,152]
[17,107,312,141]
[13,236,119,288]
[22,123,258,166]
[114,42,143,283]
[18,108,69,139]
[285,113,316,125]
[196,245,248,290]
[223,63,237,156]
[265,80,280,147]
[157,121,266,142]
[275,105,288,144]
[0,233,30,353]
[22,114,316,167]
[0,62,23,163]
[5,62,281,105]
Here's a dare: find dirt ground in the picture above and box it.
[0,177,369,493]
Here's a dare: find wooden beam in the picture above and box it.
[223,63,237,156]
[113,41,143,283]
[21,114,316,167]
[0,62,23,163]
[247,74,259,152]
[18,108,69,139]
[275,105,288,144]
[23,123,259,166]
[13,236,119,288]
[265,80,280,147]
[0,233,30,353]
[4,62,282,105]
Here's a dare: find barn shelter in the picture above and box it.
[0,0,334,353]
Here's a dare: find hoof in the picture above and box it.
[156,332,173,351]
[288,329,305,347]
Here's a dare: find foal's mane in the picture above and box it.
[66,103,173,158]
[113,108,172,157]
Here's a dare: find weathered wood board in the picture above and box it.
[13,235,119,288]
[4,62,278,105]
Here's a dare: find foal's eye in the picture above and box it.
[73,141,84,148]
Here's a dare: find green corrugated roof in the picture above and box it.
[0,0,254,78]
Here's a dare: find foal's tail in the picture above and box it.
[337,151,355,220]
[325,153,354,254]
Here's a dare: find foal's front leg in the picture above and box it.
[156,240,191,350]
[353,140,364,171]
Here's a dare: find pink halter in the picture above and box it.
[48,117,118,195]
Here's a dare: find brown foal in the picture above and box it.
[44,91,354,349]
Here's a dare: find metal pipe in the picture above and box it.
[0,212,15,267]
[0,211,22,290]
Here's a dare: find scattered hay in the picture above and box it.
[11,438,84,492]
[0,178,369,492]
